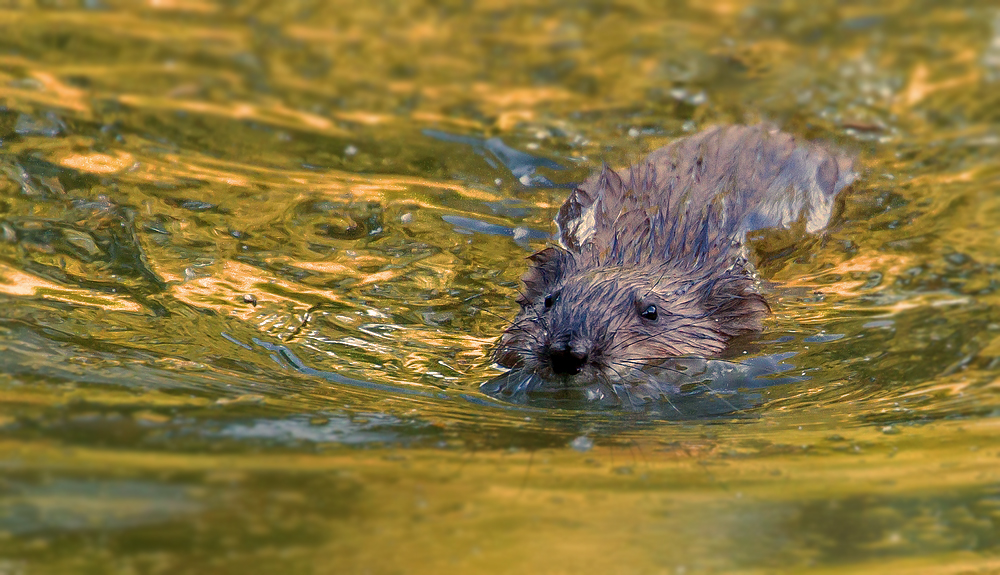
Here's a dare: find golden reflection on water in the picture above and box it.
[1,0,1000,573]
[58,151,135,174]
[0,262,144,311]
[0,415,997,574]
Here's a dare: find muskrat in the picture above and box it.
[489,124,855,403]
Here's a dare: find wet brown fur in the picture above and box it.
[494,125,854,386]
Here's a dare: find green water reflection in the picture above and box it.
[1,0,999,573]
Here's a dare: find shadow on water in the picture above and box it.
[481,353,804,415]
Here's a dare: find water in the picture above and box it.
[1,1,999,573]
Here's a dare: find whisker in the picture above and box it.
[613,358,689,377]
[471,305,517,328]
[693,380,742,414]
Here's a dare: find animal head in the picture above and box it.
[494,246,768,384]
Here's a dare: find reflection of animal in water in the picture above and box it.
[489,125,855,406]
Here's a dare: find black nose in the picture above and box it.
[548,346,588,375]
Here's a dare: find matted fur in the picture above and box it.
[491,124,855,403]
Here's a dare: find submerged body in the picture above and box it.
[491,124,855,403]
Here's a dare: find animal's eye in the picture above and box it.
[543,293,558,309]
[640,304,658,321]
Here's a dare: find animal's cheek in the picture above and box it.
[494,333,527,367]
[606,330,644,355]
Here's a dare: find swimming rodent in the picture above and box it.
[490,124,855,402]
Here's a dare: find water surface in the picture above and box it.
[1,1,999,573]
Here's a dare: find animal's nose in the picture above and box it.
[549,345,588,375]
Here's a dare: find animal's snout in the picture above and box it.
[548,345,588,375]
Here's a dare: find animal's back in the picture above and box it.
[555,124,855,257]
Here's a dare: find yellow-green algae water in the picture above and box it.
[1,1,999,573]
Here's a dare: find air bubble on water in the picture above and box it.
[569,435,594,452]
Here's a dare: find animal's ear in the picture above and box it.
[705,277,770,336]
[518,247,573,306]
[556,187,594,252]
